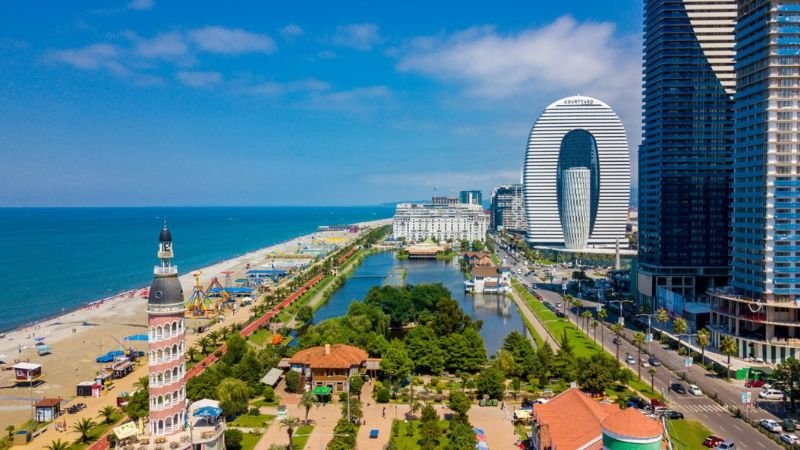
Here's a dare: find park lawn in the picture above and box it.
[292,424,314,450]
[628,377,665,402]
[391,420,451,450]
[667,420,712,450]
[251,396,281,408]
[248,328,272,346]
[230,413,275,428]
[240,432,261,450]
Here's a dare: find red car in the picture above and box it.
[745,379,766,388]
[703,435,725,448]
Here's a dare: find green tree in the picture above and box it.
[296,305,314,324]
[576,353,620,394]
[5,425,14,439]
[233,351,264,389]
[405,326,446,374]
[697,328,710,365]
[198,335,213,354]
[222,333,248,365]
[419,403,441,450]
[224,429,244,450]
[341,395,363,421]
[285,370,301,393]
[263,385,276,403]
[125,388,149,420]
[97,406,117,425]
[476,366,506,400]
[775,358,800,410]
[349,375,364,400]
[72,418,96,444]
[581,310,593,333]
[326,418,357,450]
[493,349,518,378]
[280,416,302,450]
[208,330,221,346]
[721,335,738,374]
[648,367,657,390]
[216,378,250,416]
[299,391,318,423]
[186,346,198,363]
[590,319,599,343]
[376,387,391,403]
[611,323,625,361]
[598,308,608,344]
[655,308,669,342]
[447,391,471,422]
[45,440,69,450]
[447,420,477,450]
[380,339,413,383]
[673,317,689,354]
[632,332,646,380]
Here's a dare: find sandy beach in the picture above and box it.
[0,218,390,434]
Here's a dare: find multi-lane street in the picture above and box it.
[491,239,783,450]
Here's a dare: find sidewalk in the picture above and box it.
[508,289,560,350]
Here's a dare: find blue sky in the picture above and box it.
[0,0,643,206]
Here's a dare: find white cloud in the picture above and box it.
[127,0,154,10]
[367,169,519,189]
[189,26,276,54]
[131,31,189,59]
[316,50,336,60]
[176,70,222,87]
[250,78,330,96]
[331,23,381,51]
[280,24,303,40]
[304,85,391,113]
[44,43,127,74]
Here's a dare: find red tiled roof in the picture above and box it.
[601,407,663,439]
[473,266,499,278]
[289,344,368,370]
[534,389,619,449]
[35,398,61,407]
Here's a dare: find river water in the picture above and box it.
[312,251,526,355]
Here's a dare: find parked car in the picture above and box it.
[688,385,703,396]
[703,436,725,448]
[627,396,649,410]
[781,434,799,445]
[671,383,686,394]
[783,419,798,432]
[640,358,650,368]
[745,378,767,388]
[664,410,684,420]
[626,354,636,365]
[759,389,785,400]
[717,442,736,450]
[613,337,622,345]
[648,356,662,367]
[760,419,782,433]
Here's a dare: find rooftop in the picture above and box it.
[601,406,663,439]
[473,266,499,278]
[289,344,369,370]
[534,389,619,449]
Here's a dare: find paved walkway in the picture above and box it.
[509,289,560,350]
[254,383,340,450]
[468,405,520,449]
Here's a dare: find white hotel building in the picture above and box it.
[393,200,489,242]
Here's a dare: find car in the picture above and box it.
[671,383,686,394]
[640,358,650,368]
[745,378,767,388]
[627,396,649,410]
[703,435,725,448]
[783,419,799,432]
[759,388,784,400]
[760,418,782,433]
[626,354,636,365]
[781,434,799,445]
[664,410,684,420]
[613,337,622,345]
[688,384,703,396]
[556,311,566,318]
[717,442,736,450]
[648,356,662,367]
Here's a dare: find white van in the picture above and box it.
[759,388,784,400]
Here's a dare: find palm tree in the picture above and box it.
[590,319,599,343]
[697,328,710,365]
[299,391,317,424]
[134,376,149,390]
[563,294,573,317]
[648,367,657,391]
[581,310,592,333]
[720,335,738,377]
[598,309,608,344]
[45,439,69,450]
[198,336,212,355]
[573,299,584,323]
[632,332,646,380]
[5,425,14,439]
[186,346,198,363]
[280,416,302,450]
[73,418,96,444]
[612,322,625,361]
[208,330,221,346]
[655,308,669,342]
[97,406,117,424]
[673,317,689,354]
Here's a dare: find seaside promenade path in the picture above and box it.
[508,288,560,350]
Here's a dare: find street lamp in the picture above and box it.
[608,299,632,325]
[637,313,658,354]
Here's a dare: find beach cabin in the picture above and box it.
[12,362,42,383]
[76,381,102,397]
[110,360,133,379]
[34,398,61,422]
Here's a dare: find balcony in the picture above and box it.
[113,421,224,450]
[154,266,178,276]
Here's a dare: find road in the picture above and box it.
[491,239,783,450]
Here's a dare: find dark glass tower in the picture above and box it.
[638,0,736,307]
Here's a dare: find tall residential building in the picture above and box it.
[710,0,800,363]
[638,0,736,308]
[523,95,630,248]
[490,184,527,232]
[393,199,489,242]
[459,190,483,205]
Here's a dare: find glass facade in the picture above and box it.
[639,0,736,304]
[557,129,600,235]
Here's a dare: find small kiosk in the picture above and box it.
[12,362,42,385]
[34,398,62,422]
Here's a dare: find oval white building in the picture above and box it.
[523,95,630,247]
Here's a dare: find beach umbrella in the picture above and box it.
[34,337,45,341]
[123,334,148,342]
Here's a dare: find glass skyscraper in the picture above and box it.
[638,0,736,307]
[710,0,800,363]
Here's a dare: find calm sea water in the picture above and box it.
[0,207,393,332]
[313,251,527,355]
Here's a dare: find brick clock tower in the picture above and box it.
[147,224,187,436]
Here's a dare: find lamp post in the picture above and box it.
[637,313,658,354]
[608,299,632,325]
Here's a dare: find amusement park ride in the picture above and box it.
[185,271,254,318]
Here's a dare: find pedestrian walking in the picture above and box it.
[382,407,386,418]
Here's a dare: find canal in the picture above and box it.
[312,251,526,355]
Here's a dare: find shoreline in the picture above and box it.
[1,218,392,336]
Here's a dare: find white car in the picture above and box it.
[781,434,799,445]
[688,384,702,396]
[759,388,785,400]
[761,419,782,433]
[626,354,636,365]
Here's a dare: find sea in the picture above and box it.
[0,207,394,332]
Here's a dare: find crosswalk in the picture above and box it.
[679,403,728,413]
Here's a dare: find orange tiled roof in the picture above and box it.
[534,389,620,449]
[289,344,368,370]
[473,266,499,278]
[601,407,663,439]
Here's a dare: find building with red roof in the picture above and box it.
[289,344,373,393]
